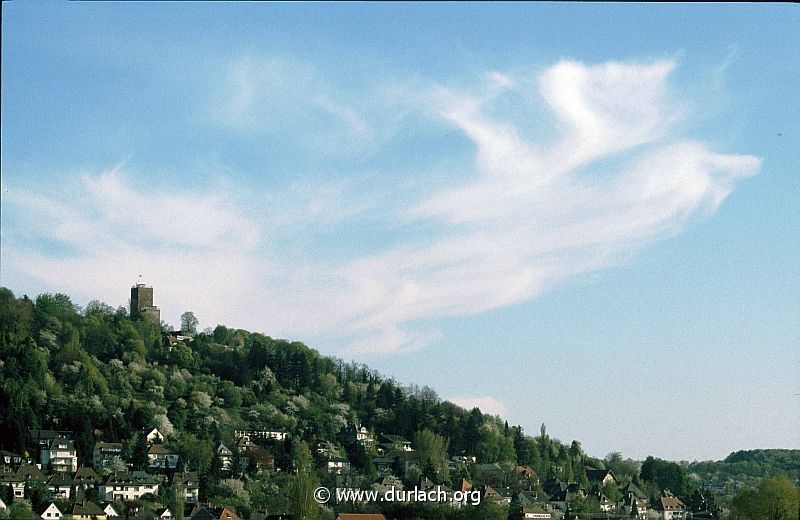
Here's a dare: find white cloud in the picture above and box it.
[2,170,265,329]
[448,396,508,417]
[326,60,760,354]
[1,59,760,354]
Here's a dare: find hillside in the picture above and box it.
[0,288,797,520]
[688,450,800,498]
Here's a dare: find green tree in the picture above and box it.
[180,311,198,336]
[131,432,149,470]
[731,475,799,520]
[508,494,524,520]
[0,288,33,335]
[603,481,623,504]
[2,484,13,505]
[2,500,36,520]
[169,343,196,370]
[414,429,450,484]
[473,499,508,520]
[640,456,693,497]
[570,495,601,517]
[290,441,320,520]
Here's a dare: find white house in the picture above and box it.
[147,445,179,470]
[99,472,159,501]
[0,469,24,498]
[142,427,164,444]
[41,438,77,473]
[655,491,686,520]
[234,429,287,441]
[216,443,233,472]
[324,456,351,474]
[523,508,552,519]
[47,473,74,499]
[39,503,63,520]
[102,503,120,517]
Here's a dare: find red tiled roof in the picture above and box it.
[148,444,175,454]
[659,496,685,510]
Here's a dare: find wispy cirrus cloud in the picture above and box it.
[1,58,760,354]
[298,59,760,354]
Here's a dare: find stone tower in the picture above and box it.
[130,283,161,324]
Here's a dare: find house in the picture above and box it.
[654,491,686,520]
[454,478,472,493]
[42,437,78,473]
[518,490,542,507]
[0,449,31,467]
[71,501,107,520]
[323,456,351,474]
[166,331,193,348]
[30,430,73,453]
[142,427,164,444]
[371,456,394,473]
[597,492,615,512]
[375,475,404,495]
[335,515,387,520]
[542,478,566,496]
[216,443,233,472]
[188,505,241,520]
[29,429,74,469]
[16,464,47,497]
[0,467,24,497]
[585,467,618,488]
[377,434,412,453]
[371,449,416,476]
[155,507,172,519]
[47,472,74,498]
[99,471,159,501]
[101,503,121,517]
[234,429,287,442]
[17,464,47,482]
[39,502,64,520]
[620,482,648,519]
[93,442,124,471]
[483,485,512,505]
[523,507,552,519]
[174,472,200,503]
[74,467,102,490]
[148,444,179,470]
[622,493,649,519]
[235,435,257,470]
[127,505,161,519]
[336,425,374,448]
[548,483,586,512]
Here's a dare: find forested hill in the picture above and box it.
[0,288,607,476]
[1,288,798,519]
[689,450,800,486]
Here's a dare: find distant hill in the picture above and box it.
[689,449,800,492]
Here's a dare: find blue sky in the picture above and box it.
[2,2,798,462]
